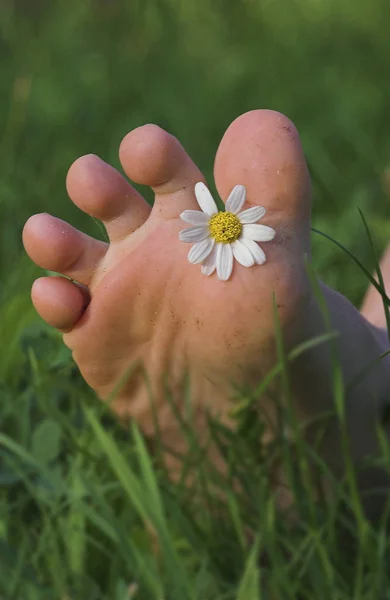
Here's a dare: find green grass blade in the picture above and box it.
[86,408,196,600]
[236,535,261,600]
[312,228,390,307]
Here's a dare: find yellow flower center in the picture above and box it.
[208,211,242,244]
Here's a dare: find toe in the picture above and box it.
[66,154,151,241]
[31,277,90,332]
[361,244,390,330]
[23,213,107,285]
[214,110,312,250]
[119,124,205,220]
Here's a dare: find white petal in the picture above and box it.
[179,226,209,243]
[231,240,255,267]
[194,182,218,216]
[242,224,276,242]
[225,185,246,214]
[201,244,217,276]
[240,238,266,264]
[237,206,266,224]
[180,210,209,225]
[216,243,233,281]
[188,237,215,264]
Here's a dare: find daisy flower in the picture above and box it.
[179,182,275,281]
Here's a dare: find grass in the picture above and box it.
[1,0,390,597]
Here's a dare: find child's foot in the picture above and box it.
[23,110,389,482]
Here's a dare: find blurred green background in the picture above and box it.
[1,0,390,306]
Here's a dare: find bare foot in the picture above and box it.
[23,110,312,439]
[23,110,390,499]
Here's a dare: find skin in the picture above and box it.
[23,110,390,512]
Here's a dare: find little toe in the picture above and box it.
[31,277,90,332]
[214,109,312,251]
[119,124,205,220]
[66,154,151,241]
[23,213,107,285]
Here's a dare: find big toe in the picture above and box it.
[214,110,312,253]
